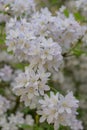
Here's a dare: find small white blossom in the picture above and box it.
[8,112,24,125]
[0,95,10,115]
[37,91,80,130]
[13,66,51,108]
[76,0,87,16]
[25,115,34,126]
[0,0,36,19]
[11,0,35,16]
[0,65,13,82]
[6,17,63,71]
[59,92,79,114]
[1,112,24,130]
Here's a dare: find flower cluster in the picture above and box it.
[37,91,82,130]
[0,51,18,63]
[0,0,36,17]
[76,0,87,16]
[6,17,63,71]
[0,0,87,130]
[0,112,34,130]
[13,66,51,108]
[6,7,86,57]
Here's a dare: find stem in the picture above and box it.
[50,86,58,92]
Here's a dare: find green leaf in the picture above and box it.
[63,9,69,17]
[72,49,85,57]
[18,124,32,129]
[50,0,58,4]
[22,107,30,114]
[0,23,6,45]
[74,12,86,22]
[59,125,70,130]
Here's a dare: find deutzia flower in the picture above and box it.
[10,0,36,16]
[6,17,63,71]
[0,112,34,130]
[59,92,79,114]
[0,65,13,82]
[29,37,63,71]
[37,91,81,130]
[0,95,10,115]
[0,51,18,63]
[0,115,7,126]
[4,3,85,130]
[1,112,24,130]
[76,0,87,16]
[50,11,86,52]
[13,66,51,108]
[8,112,24,124]
[25,115,34,126]
[0,0,36,18]
[30,7,86,52]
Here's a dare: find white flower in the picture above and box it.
[11,0,36,16]
[0,0,36,19]
[59,92,79,114]
[0,65,13,82]
[0,51,18,63]
[8,112,24,125]
[1,112,25,130]
[69,115,83,130]
[0,95,10,115]
[0,115,7,126]
[6,17,63,71]
[20,95,40,109]
[37,65,51,82]
[0,112,34,130]
[25,115,34,126]
[0,14,9,23]
[37,92,59,124]
[37,91,80,130]
[76,0,87,16]
[13,66,51,108]
[51,12,86,52]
